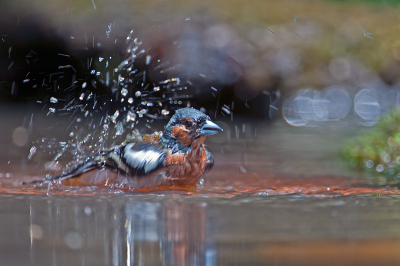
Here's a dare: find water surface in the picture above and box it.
[1,109,399,265]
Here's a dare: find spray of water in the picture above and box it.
[27,26,195,177]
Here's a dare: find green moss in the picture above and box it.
[342,109,400,184]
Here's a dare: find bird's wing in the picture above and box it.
[113,142,167,176]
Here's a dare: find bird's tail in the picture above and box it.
[22,147,115,185]
[23,160,101,185]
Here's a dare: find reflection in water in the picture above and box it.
[5,193,400,265]
[14,196,210,266]
[125,202,206,266]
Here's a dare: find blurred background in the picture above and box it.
[2,0,400,265]
[3,0,400,119]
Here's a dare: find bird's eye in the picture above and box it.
[185,121,193,127]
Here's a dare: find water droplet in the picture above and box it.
[115,122,124,136]
[121,88,128,96]
[153,86,160,91]
[126,111,136,122]
[128,97,133,104]
[366,160,374,168]
[111,110,119,123]
[222,105,231,114]
[161,109,170,116]
[146,55,151,65]
[82,82,87,88]
[364,32,373,39]
[239,165,247,173]
[28,146,37,160]
[69,132,74,137]
[48,108,55,113]
[50,97,58,103]
[135,91,141,97]
[79,93,85,100]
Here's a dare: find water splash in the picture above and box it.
[27,27,194,179]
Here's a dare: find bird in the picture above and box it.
[27,107,223,189]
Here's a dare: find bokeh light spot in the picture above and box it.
[12,127,28,147]
[29,224,43,240]
[64,231,83,250]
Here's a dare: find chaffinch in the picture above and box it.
[29,107,223,189]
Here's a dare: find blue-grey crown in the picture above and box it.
[159,107,209,152]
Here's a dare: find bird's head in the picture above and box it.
[160,108,223,153]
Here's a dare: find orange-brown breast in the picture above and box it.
[165,152,186,165]
[165,136,209,187]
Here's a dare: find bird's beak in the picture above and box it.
[199,120,223,135]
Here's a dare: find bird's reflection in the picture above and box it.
[124,201,207,266]
[24,197,211,266]
[163,203,206,266]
